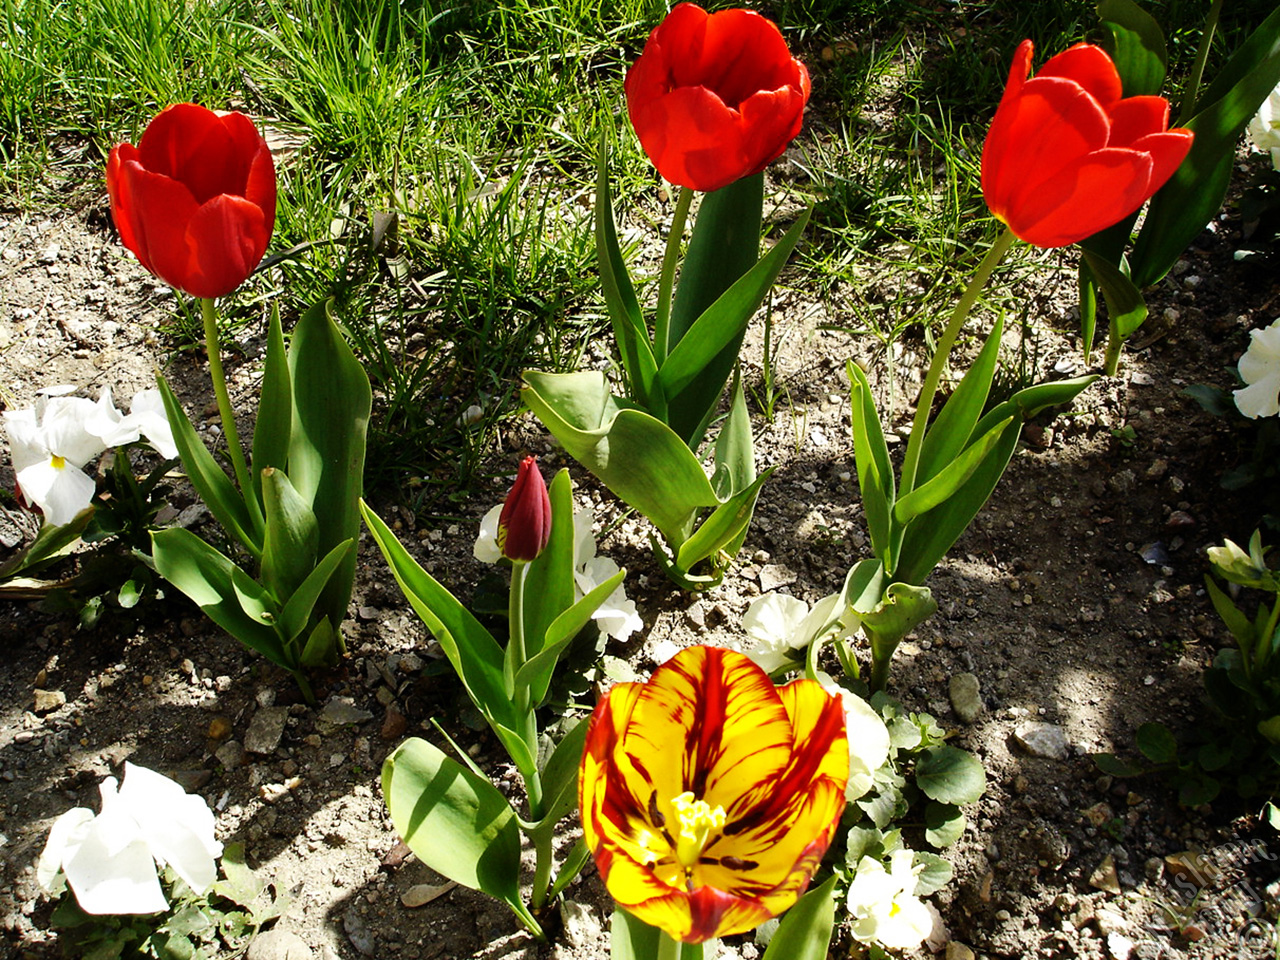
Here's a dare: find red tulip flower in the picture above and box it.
[497,456,552,562]
[579,645,848,943]
[981,40,1193,248]
[106,104,276,299]
[624,3,810,193]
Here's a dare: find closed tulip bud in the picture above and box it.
[497,456,551,562]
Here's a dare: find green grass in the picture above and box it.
[2,0,1275,509]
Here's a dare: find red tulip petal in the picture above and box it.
[630,86,748,192]
[137,104,225,188]
[690,9,798,107]
[1130,128,1194,194]
[737,83,807,172]
[983,76,1111,226]
[1003,147,1154,247]
[181,194,269,298]
[996,39,1035,110]
[117,161,202,291]
[106,145,152,274]
[1036,43,1122,111]
[1108,95,1172,147]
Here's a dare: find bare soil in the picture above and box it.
[2,181,1280,960]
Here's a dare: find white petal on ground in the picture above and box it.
[117,763,222,894]
[60,825,168,915]
[36,808,94,895]
[127,389,178,459]
[473,504,503,563]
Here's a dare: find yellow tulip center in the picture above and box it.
[50,454,66,470]
[670,791,725,869]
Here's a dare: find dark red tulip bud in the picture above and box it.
[497,456,551,562]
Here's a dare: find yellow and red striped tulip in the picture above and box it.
[579,645,848,943]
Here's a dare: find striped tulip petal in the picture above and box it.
[579,645,848,943]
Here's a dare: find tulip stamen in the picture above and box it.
[670,791,726,872]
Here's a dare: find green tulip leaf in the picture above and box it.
[155,373,259,560]
[518,469,578,679]
[279,538,354,644]
[517,567,626,708]
[151,528,287,667]
[916,744,987,806]
[298,616,337,668]
[861,582,937,665]
[1098,0,1167,97]
[657,208,810,425]
[1203,575,1255,659]
[230,564,278,625]
[0,509,94,579]
[893,416,1015,525]
[525,715,588,834]
[665,172,763,448]
[595,137,658,407]
[260,467,319,601]
[915,313,1004,488]
[252,306,292,504]
[609,909,704,960]
[1081,248,1147,372]
[1131,5,1280,288]
[521,371,720,545]
[841,558,888,616]
[287,299,371,632]
[674,470,772,576]
[711,370,755,500]
[381,738,528,920]
[761,875,837,960]
[361,502,519,734]
[847,360,896,570]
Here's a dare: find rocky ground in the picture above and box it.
[2,179,1280,960]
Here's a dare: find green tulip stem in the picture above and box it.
[529,827,554,911]
[654,186,694,364]
[201,298,259,523]
[655,929,682,960]
[898,228,1016,498]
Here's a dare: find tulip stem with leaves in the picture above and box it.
[364,465,629,939]
[845,227,1097,691]
[522,4,812,590]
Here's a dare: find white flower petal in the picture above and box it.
[572,508,597,566]
[4,409,45,476]
[40,397,106,467]
[1235,374,1280,419]
[743,593,810,645]
[815,672,891,801]
[17,460,96,526]
[62,829,168,915]
[128,390,178,459]
[37,808,95,895]
[473,505,503,563]
[117,763,221,894]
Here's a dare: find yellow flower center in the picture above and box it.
[50,454,66,470]
[670,791,725,869]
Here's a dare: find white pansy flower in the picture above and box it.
[4,395,107,526]
[473,502,641,641]
[846,848,933,950]
[1235,318,1280,420]
[37,763,222,915]
[1247,83,1280,171]
[815,671,891,802]
[741,592,844,674]
[87,386,178,459]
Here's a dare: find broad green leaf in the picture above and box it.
[761,875,837,960]
[155,374,259,559]
[1204,575,1256,658]
[913,851,954,897]
[674,471,772,573]
[1092,753,1146,778]
[230,564,279,625]
[287,299,371,631]
[549,839,592,901]
[861,582,937,667]
[847,361,896,569]
[657,209,810,428]
[924,802,966,848]
[1136,722,1178,764]
[361,502,519,734]
[260,467,319,602]
[279,539,354,644]
[1098,0,1167,97]
[894,376,1096,586]
[526,715,588,832]
[381,738,526,916]
[0,509,93,579]
[211,843,263,908]
[298,616,337,668]
[520,469,578,677]
[1131,6,1280,287]
[893,416,1014,525]
[151,528,286,667]
[711,370,755,500]
[595,137,658,407]
[517,568,626,708]
[842,558,888,615]
[915,745,987,805]
[251,307,292,504]
[521,371,720,545]
[666,172,763,447]
[915,314,1004,487]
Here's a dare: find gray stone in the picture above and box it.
[1013,721,1071,760]
[758,564,797,593]
[33,689,65,714]
[948,673,982,723]
[945,943,976,960]
[559,899,601,950]
[216,740,247,770]
[245,706,288,755]
[246,929,313,960]
[342,909,376,956]
[316,696,374,735]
